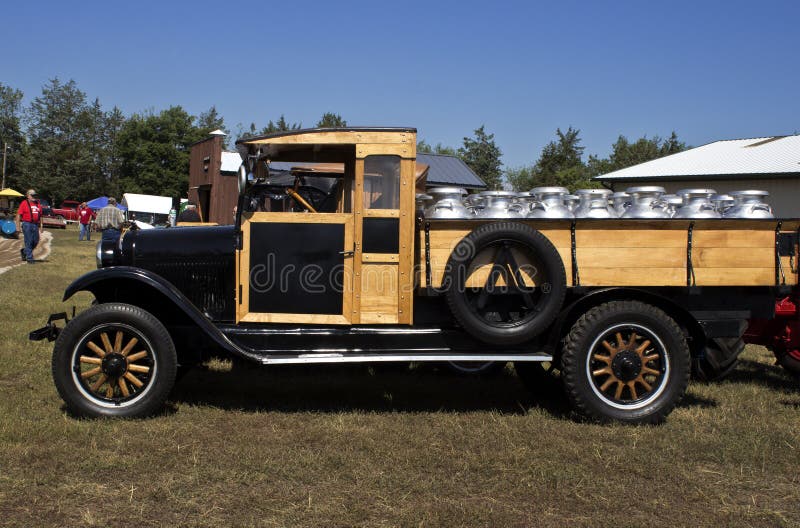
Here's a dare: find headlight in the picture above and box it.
[96,240,117,268]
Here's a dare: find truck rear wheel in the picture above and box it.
[693,337,744,382]
[775,348,800,378]
[561,301,690,424]
[52,303,177,418]
[444,222,566,346]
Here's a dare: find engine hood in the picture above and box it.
[120,225,235,265]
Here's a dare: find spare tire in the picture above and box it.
[444,222,566,345]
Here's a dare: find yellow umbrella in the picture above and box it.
[0,188,24,197]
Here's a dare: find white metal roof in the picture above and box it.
[121,193,173,215]
[221,151,242,173]
[596,135,800,181]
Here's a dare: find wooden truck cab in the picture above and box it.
[236,128,417,325]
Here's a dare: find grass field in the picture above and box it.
[1,228,799,527]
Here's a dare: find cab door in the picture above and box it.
[353,155,415,324]
[236,212,354,324]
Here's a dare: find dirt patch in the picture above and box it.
[0,231,53,274]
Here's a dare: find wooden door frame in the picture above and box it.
[236,212,354,324]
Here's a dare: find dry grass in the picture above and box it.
[1,227,799,527]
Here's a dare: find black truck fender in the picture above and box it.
[62,266,256,362]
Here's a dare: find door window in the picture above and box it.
[363,156,400,209]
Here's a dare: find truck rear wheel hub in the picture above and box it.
[612,351,642,382]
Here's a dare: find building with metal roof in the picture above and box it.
[595,135,800,216]
[417,153,486,190]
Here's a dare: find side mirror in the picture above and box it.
[238,165,247,195]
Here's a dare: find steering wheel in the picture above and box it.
[286,188,318,213]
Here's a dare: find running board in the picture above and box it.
[253,352,553,365]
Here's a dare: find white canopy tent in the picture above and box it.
[121,193,173,226]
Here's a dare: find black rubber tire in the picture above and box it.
[692,337,745,382]
[444,222,566,346]
[561,301,690,424]
[445,361,507,376]
[775,348,800,378]
[52,303,177,418]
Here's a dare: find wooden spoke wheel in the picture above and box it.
[561,301,690,424]
[72,325,155,406]
[52,303,177,418]
[587,325,667,407]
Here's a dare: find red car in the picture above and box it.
[50,200,81,222]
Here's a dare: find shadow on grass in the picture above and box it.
[170,362,575,417]
[677,391,717,409]
[724,358,800,393]
[169,361,720,419]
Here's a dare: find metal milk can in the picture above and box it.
[527,186,574,219]
[424,187,470,219]
[574,189,616,218]
[611,192,631,216]
[621,186,670,218]
[564,194,579,213]
[477,190,525,218]
[672,189,720,219]
[415,193,433,216]
[710,194,735,214]
[661,194,684,217]
[723,190,774,219]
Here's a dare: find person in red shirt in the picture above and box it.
[15,189,43,263]
[78,202,95,241]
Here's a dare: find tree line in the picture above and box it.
[0,78,687,203]
[419,126,686,191]
[0,79,353,204]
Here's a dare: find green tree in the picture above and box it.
[196,105,228,136]
[458,125,503,189]
[587,132,687,177]
[505,165,536,192]
[509,126,596,191]
[316,112,347,128]
[24,78,98,203]
[417,140,458,156]
[116,106,205,198]
[0,83,26,190]
[534,127,585,185]
[261,115,301,134]
[234,122,259,142]
[99,106,126,196]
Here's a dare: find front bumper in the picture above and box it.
[29,312,69,342]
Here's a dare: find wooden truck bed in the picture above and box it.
[419,219,800,289]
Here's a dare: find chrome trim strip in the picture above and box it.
[258,353,553,365]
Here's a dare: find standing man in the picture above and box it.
[77,202,95,241]
[96,197,125,243]
[15,189,43,264]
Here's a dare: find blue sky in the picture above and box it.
[3,0,799,168]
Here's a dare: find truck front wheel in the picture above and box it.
[561,301,690,424]
[52,303,177,418]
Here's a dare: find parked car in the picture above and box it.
[50,200,82,222]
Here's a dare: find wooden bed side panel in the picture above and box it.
[418,220,796,288]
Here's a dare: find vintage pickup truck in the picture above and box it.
[32,127,800,423]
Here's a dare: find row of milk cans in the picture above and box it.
[418,186,775,220]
